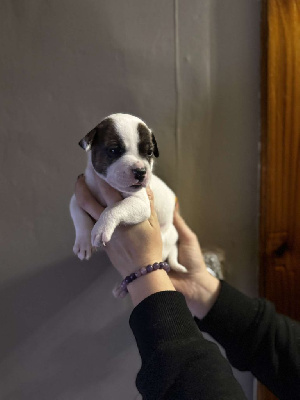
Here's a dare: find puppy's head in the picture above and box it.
[79,113,159,193]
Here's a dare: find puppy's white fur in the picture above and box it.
[70,113,186,273]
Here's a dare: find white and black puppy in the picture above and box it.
[70,113,186,273]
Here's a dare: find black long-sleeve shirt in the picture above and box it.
[129,281,300,399]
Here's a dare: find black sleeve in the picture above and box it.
[196,281,300,400]
[129,290,247,400]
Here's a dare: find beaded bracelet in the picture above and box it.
[113,261,171,299]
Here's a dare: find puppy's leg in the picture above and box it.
[167,244,187,273]
[70,194,94,260]
[92,195,150,246]
[162,224,187,273]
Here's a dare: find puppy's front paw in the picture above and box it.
[73,232,93,260]
[91,214,116,247]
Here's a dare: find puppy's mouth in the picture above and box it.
[130,180,147,189]
[130,183,144,189]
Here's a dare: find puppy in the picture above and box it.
[70,113,186,273]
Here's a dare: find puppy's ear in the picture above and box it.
[78,127,97,151]
[151,132,159,158]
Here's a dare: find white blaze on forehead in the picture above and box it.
[105,113,148,157]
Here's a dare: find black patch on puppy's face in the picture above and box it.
[91,118,126,176]
[138,123,159,160]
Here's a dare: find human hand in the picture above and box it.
[75,176,172,305]
[75,175,163,278]
[169,211,221,319]
[75,174,105,221]
[103,188,163,278]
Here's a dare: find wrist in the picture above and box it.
[128,269,175,307]
[187,271,221,319]
[120,255,162,279]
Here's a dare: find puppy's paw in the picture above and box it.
[168,260,188,273]
[73,232,93,260]
[91,216,116,247]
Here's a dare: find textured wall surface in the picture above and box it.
[0,1,260,399]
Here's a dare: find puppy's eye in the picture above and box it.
[147,150,153,157]
[107,147,123,156]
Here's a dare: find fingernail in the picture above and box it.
[77,173,84,180]
[175,197,180,213]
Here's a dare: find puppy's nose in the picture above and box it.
[132,168,146,182]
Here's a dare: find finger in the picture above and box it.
[75,174,88,196]
[173,210,197,243]
[146,186,153,200]
[75,175,105,220]
[146,187,159,227]
[97,178,122,206]
[175,197,180,213]
[75,173,85,191]
[84,196,105,220]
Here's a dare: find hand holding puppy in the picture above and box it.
[170,211,221,318]
[75,175,163,278]
[76,175,220,316]
[76,175,174,305]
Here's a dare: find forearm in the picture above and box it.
[195,281,300,399]
[130,291,247,399]
[186,270,221,319]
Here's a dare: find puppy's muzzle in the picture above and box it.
[132,168,146,182]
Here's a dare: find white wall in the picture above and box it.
[0,1,261,399]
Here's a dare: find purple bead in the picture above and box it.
[146,264,154,273]
[135,270,142,278]
[163,263,171,272]
[153,262,160,270]
[130,273,137,281]
[115,260,171,300]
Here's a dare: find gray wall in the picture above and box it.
[0,1,261,399]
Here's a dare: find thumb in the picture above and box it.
[173,210,197,243]
[146,187,159,227]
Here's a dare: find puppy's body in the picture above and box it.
[70,113,186,272]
